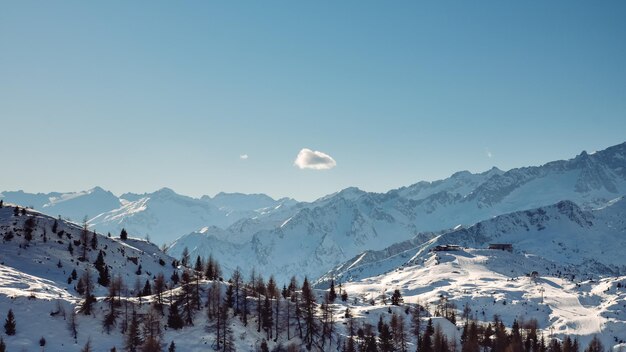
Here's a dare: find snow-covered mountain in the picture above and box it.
[169,142,626,283]
[0,188,296,246]
[317,197,626,285]
[0,187,121,223]
[313,198,626,348]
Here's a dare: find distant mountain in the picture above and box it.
[316,197,626,285]
[169,142,626,283]
[0,187,121,221]
[0,187,296,245]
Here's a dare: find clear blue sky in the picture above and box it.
[1,1,625,201]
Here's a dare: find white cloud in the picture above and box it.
[240,154,249,160]
[486,148,493,158]
[294,148,337,170]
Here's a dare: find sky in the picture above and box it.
[1,1,625,201]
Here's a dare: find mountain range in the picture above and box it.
[2,142,625,283]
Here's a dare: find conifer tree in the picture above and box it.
[68,310,78,342]
[462,321,480,352]
[225,284,235,309]
[181,247,190,267]
[120,228,128,240]
[4,309,16,335]
[81,338,93,352]
[391,289,403,305]
[79,218,89,261]
[301,277,318,349]
[141,309,162,352]
[125,309,142,352]
[90,232,98,250]
[153,273,166,313]
[79,269,96,315]
[262,295,273,339]
[167,302,184,330]
[168,341,176,352]
[52,219,58,233]
[99,266,111,287]
[0,337,5,352]
[231,267,243,315]
[421,319,434,352]
[170,271,179,285]
[585,336,604,352]
[142,279,152,296]
[194,255,203,273]
[329,279,337,302]
[379,322,394,352]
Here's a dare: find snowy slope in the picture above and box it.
[330,248,626,350]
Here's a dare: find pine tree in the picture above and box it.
[167,302,184,330]
[379,322,394,352]
[231,267,243,315]
[584,336,604,352]
[52,219,58,233]
[68,310,78,341]
[99,266,111,287]
[329,279,337,302]
[462,321,480,352]
[0,337,5,352]
[142,279,152,296]
[194,255,203,273]
[81,338,93,352]
[153,273,166,313]
[80,270,96,314]
[68,242,74,255]
[168,341,176,352]
[301,277,318,349]
[181,247,190,267]
[125,309,142,352]
[79,218,89,261]
[225,284,235,308]
[170,271,179,285]
[141,309,162,352]
[120,228,128,240]
[421,319,434,352]
[262,294,273,339]
[510,319,524,352]
[90,232,98,250]
[391,289,403,305]
[4,309,16,335]
[23,216,36,242]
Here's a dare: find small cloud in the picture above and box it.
[294,148,337,170]
[240,154,249,160]
[485,148,493,158]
